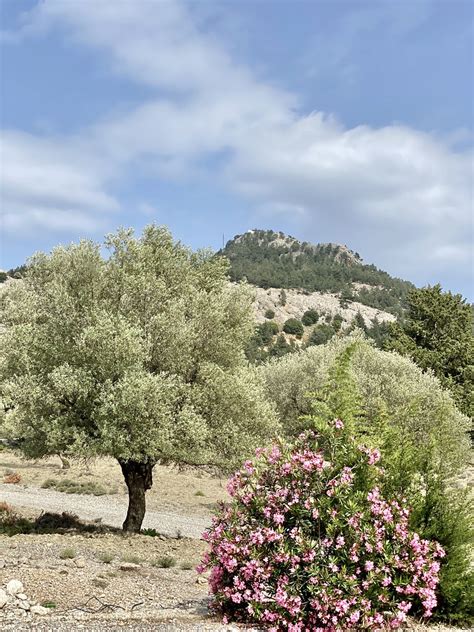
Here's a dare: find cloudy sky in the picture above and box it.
[1,0,473,297]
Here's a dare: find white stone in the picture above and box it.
[31,605,49,616]
[16,593,28,600]
[74,558,85,568]
[6,579,23,596]
[17,600,30,610]
[0,589,8,608]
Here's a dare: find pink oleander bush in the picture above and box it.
[199,419,445,631]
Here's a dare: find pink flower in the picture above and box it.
[199,425,443,629]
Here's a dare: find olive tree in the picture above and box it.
[0,226,279,532]
[260,332,470,476]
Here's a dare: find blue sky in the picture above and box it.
[1,0,473,298]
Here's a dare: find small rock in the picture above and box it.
[119,562,140,571]
[16,593,28,601]
[0,589,8,609]
[17,600,30,611]
[195,576,207,585]
[9,543,17,549]
[30,605,49,616]
[19,557,28,565]
[59,569,68,575]
[74,558,85,568]
[6,579,23,596]
[0,560,5,568]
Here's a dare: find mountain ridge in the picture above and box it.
[222,229,414,316]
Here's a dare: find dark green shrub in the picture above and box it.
[332,314,344,331]
[353,311,367,331]
[283,318,304,338]
[302,309,319,326]
[268,334,296,358]
[141,528,159,537]
[307,324,335,346]
[264,309,275,319]
[254,321,279,346]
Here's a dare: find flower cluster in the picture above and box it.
[199,420,444,630]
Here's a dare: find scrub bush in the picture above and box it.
[199,419,444,630]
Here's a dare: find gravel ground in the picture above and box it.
[0,483,210,539]
[0,478,469,631]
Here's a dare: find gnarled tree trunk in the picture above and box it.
[118,459,154,532]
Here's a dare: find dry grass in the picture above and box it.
[59,547,76,559]
[41,477,113,496]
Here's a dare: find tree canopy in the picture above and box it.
[386,284,474,418]
[0,225,278,531]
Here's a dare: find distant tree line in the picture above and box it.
[0,265,28,283]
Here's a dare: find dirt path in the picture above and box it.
[0,483,210,539]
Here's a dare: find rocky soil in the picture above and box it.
[252,286,395,328]
[0,529,219,630]
[0,452,469,631]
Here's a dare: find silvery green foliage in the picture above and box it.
[260,332,470,479]
[0,226,278,469]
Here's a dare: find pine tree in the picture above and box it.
[386,285,474,418]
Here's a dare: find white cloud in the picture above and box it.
[1,130,118,235]
[1,0,472,284]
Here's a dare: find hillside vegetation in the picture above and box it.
[223,229,414,315]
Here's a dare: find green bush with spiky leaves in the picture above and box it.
[260,334,473,623]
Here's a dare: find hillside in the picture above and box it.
[252,286,395,328]
[222,229,414,316]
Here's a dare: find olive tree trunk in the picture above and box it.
[118,459,154,532]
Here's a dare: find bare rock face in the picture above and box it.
[6,580,23,596]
